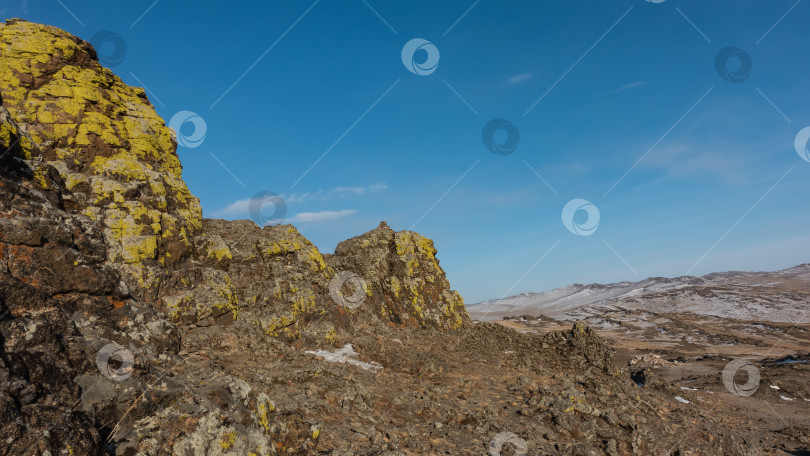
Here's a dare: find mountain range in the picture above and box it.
[469,263,810,323]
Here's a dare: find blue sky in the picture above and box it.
[8,0,810,304]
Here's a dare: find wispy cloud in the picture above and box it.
[288,209,356,223]
[210,200,357,223]
[286,183,387,203]
[643,142,751,186]
[507,73,532,86]
[211,183,384,219]
[615,80,648,92]
[212,198,252,217]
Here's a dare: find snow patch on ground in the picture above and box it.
[675,396,690,404]
[306,344,382,371]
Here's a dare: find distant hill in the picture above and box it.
[468,264,810,323]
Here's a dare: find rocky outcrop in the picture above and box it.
[194,219,470,345]
[201,219,336,342]
[0,19,202,304]
[0,19,467,338]
[326,221,469,330]
[0,17,473,454]
[0,105,181,454]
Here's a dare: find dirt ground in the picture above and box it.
[496,312,810,455]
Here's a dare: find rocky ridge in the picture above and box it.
[0,18,470,455]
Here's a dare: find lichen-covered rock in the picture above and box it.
[326,221,470,330]
[201,219,337,342]
[0,18,469,337]
[0,105,180,455]
[0,19,202,303]
[198,218,471,344]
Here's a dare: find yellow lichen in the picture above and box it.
[90,152,151,182]
[214,276,239,320]
[261,239,302,256]
[389,277,401,298]
[219,431,236,450]
[206,240,232,262]
[291,292,317,316]
[252,315,295,336]
[305,247,326,271]
[256,398,275,433]
[0,20,205,300]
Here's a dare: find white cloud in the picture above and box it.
[210,183,386,217]
[615,81,649,92]
[507,73,532,85]
[286,183,387,203]
[211,203,356,224]
[212,198,252,217]
[288,210,356,223]
[332,183,387,196]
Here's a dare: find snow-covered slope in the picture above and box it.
[467,264,810,323]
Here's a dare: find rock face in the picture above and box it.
[0,104,179,454]
[0,19,202,304]
[326,221,468,330]
[0,18,776,456]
